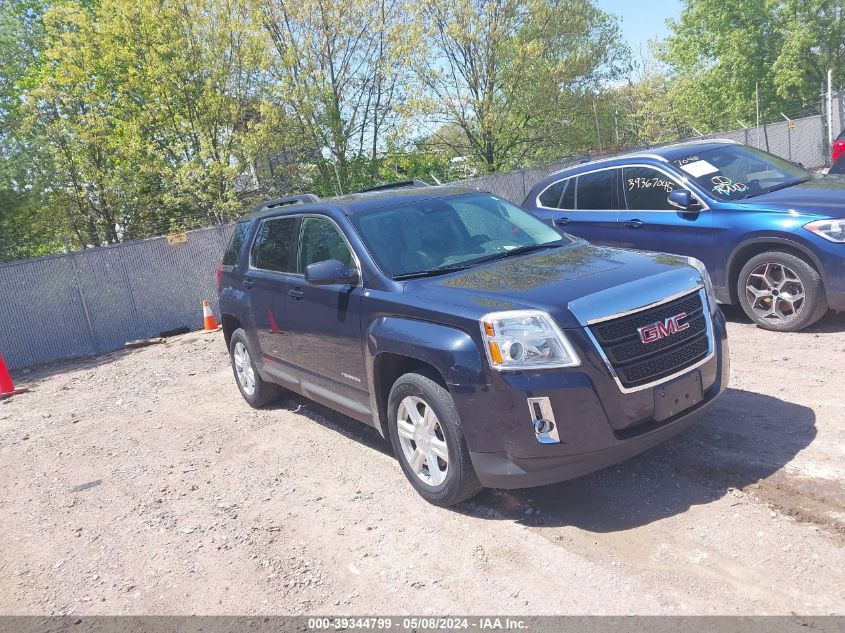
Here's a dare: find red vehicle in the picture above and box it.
[833,129,845,165]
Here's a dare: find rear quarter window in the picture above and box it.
[222,222,249,267]
[538,180,565,207]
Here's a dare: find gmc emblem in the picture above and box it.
[638,312,689,345]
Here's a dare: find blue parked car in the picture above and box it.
[523,140,845,331]
[218,183,728,505]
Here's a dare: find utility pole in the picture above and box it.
[755,81,761,148]
[828,69,834,145]
[593,100,603,154]
[614,108,619,145]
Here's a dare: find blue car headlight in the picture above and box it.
[804,219,845,243]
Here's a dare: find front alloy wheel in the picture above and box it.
[387,371,481,506]
[395,396,450,486]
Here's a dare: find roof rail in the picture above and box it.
[357,180,430,193]
[260,194,321,211]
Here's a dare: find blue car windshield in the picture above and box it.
[351,192,570,279]
[671,145,812,201]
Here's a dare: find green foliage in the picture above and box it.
[0,0,840,262]
[661,0,843,131]
[414,0,626,173]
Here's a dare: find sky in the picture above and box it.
[598,0,684,55]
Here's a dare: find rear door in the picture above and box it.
[245,215,301,387]
[618,165,715,269]
[285,215,370,421]
[531,170,621,245]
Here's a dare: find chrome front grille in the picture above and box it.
[589,290,711,390]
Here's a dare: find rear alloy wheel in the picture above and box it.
[229,328,283,408]
[737,251,827,332]
[388,371,481,506]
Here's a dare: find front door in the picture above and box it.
[618,165,715,270]
[286,215,370,421]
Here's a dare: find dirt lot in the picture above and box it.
[1,306,844,615]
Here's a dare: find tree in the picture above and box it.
[661,0,844,131]
[414,0,625,174]
[773,0,845,101]
[256,0,419,195]
[14,0,274,249]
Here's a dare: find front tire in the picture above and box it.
[737,251,827,332]
[387,371,482,507]
[229,328,283,408]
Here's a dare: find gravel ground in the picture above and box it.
[1,306,844,615]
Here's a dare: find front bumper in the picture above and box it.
[805,235,845,310]
[458,309,730,489]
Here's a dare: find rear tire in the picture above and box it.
[229,328,283,408]
[387,371,482,507]
[737,251,827,332]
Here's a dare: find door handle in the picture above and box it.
[554,217,571,227]
[288,287,304,299]
[242,278,254,289]
[624,219,645,229]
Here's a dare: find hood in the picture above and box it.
[734,178,845,219]
[406,243,704,329]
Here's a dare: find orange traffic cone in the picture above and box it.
[202,299,222,333]
[0,353,28,400]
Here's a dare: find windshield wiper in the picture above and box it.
[392,243,561,280]
[468,242,561,265]
[739,177,813,199]
[392,263,472,280]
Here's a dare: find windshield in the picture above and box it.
[671,145,812,201]
[351,192,569,279]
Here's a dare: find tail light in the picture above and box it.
[216,262,223,290]
[833,138,845,165]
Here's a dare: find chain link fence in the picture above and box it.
[1,106,843,370]
[0,225,233,369]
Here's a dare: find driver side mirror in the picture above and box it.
[304,259,359,286]
[667,189,702,211]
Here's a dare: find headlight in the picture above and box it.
[479,310,580,370]
[804,219,845,243]
[687,256,718,313]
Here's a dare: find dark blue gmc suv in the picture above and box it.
[523,140,845,332]
[217,184,729,506]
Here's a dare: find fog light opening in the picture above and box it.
[526,396,560,444]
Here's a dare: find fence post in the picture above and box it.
[118,251,142,335]
[781,114,792,161]
[68,250,100,355]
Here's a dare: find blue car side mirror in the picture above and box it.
[668,189,701,211]
[305,259,359,286]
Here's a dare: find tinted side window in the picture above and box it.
[538,180,565,207]
[298,217,353,273]
[560,179,575,209]
[623,166,678,210]
[576,170,613,210]
[252,217,297,272]
[222,222,249,266]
